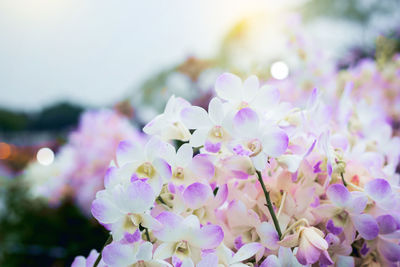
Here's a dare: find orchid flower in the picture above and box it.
[153,212,224,266]
[91,180,161,241]
[230,107,288,171]
[215,73,280,114]
[103,238,171,267]
[197,242,262,267]
[315,184,379,243]
[71,249,106,267]
[260,247,303,267]
[114,137,172,195]
[181,97,230,152]
[160,143,215,186]
[143,95,191,141]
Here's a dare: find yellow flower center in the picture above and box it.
[136,162,155,179]
[173,167,185,180]
[247,139,262,157]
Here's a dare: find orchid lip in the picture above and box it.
[173,167,185,180]
[136,162,156,179]
[247,139,262,157]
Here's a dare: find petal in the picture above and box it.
[116,140,143,167]
[164,95,177,115]
[223,155,255,178]
[180,106,212,129]
[364,178,392,202]
[233,108,259,137]
[242,75,259,102]
[378,238,400,262]
[125,180,155,213]
[251,85,280,110]
[347,193,368,214]
[377,214,398,235]
[191,154,215,180]
[326,184,351,208]
[319,250,334,265]
[153,157,172,180]
[204,141,222,153]
[190,225,224,249]
[278,247,302,267]
[176,143,193,167]
[197,253,218,267]
[214,184,229,207]
[153,242,175,260]
[277,154,302,173]
[103,242,135,267]
[256,222,280,250]
[145,137,164,161]
[261,128,288,158]
[208,97,224,125]
[143,114,165,135]
[183,183,213,210]
[296,238,321,265]
[326,219,343,235]
[231,242,262,263]
[260,255,280,267]
[147,259,173,267]
[154,212,183,242]
[351,214,379,240]
[158,142,177,166]
[91,196,123,224]
[104,167,118,189]
[252,152,268,171]
[71,256,85,267]
[182,214,201,229]
[141,213,163,231]
[86,250,100,267]
[164,95,191,116]
[303,228,328,250]
[215,72,242,101]
[123,229,141,243]
[181,258,195,267]
[136,242,153,261]
[189,128,208,148]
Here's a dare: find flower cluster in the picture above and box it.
[24,109,144,213]
[74,72,400,266]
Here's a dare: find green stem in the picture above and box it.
[256,170,282,240]
[157,196,167,205]
[144,227,151,242]
[341,172,347,187]
[93,234,112,267]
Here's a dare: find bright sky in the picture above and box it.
[0,0,295,110]
[0,0,396,111]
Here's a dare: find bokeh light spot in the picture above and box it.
[270,61,289,80]
[37,147,55,166]
[0,142,11,160]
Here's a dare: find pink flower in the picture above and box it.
[153,212,224,266]
[296,226,333,265]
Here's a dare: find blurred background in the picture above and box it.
[1,0,400,266]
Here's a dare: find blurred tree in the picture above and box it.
[0,177,108,267]
[0,102,83,132]
[28,103,83,131]
[0,110,28,131]
[301,0,399,24]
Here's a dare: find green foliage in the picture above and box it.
[0,177,108,267]
[0,102,83,132]
[0,109,28,131]
[300,0,398,23]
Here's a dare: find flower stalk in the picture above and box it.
[256,170,282,240]
[93,234,112,267]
